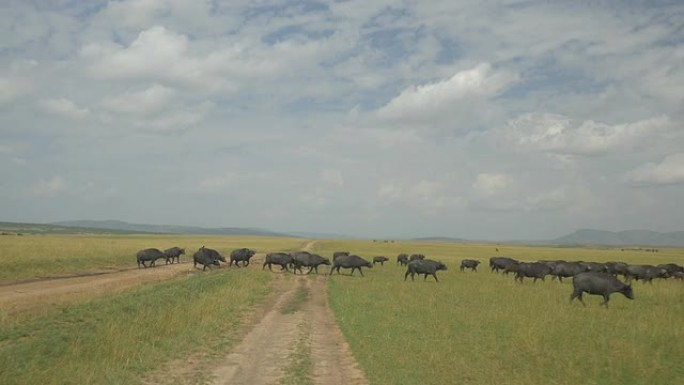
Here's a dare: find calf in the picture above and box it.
[405,259,447,282]
[163,247,185,264]
[373,256,389,266]
[396,254,409,266]
[459,259,480,272]
[570,272,634,308]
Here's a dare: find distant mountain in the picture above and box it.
[289,231,354,239]
[412,236,467,243]
[552,229,684,247]
[50,220,295,237]
[0,221,148,235]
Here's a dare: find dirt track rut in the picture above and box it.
[0,241,369,385]
[209,273,368,385]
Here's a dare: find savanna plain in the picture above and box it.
[1,234,683,385]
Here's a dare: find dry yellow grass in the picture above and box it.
[0,234,307,281]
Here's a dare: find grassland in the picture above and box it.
[320,240,684,385]
[0,234,309,385]
[2,235,683,385]
[0,233,306,281]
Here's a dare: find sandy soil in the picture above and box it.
[0,241,369,385]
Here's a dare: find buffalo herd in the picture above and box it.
[136,245,683,307]
[488,256,683,307]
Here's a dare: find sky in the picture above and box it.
[1,0,683,240]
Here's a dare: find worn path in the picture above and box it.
[0,241,369,385]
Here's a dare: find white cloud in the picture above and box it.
[101,84,176,115]
[378,180,465,213]
[80,25,338,94]
[376,63,517,125]
[626,153,684,186]
[31,176,68,197]
[321,169,344,187]
[197,173,239,193]
[472,173,509,196]
[0,76,32,105]
[40,98,90,119]
[507,113,670,156]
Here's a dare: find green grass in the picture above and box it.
[0,268,272,385]
[320,240,684,385]
[281,285,310,314]
[279,320,314,385]
[0,234,307,281]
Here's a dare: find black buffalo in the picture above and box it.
[332,251,350,261]
[550,262,588,282]
[193,246,225,271]
[657,263,684,276]
[293,253,331,275]
[570,272,634,308]
[489,256,517,273]
[579,262,607,273]
[459,259,480,272]
[409,254,426,262]
[605,261,629,277]
[230,248,256,267]
[136,248,166,268]
[625,264,669,283]
[405,259,447,282]
[373,256,389,266]
[515,262,552,283]
[263,252,294,272]
[164,247,185,264]
[396,253,409,266]
[329,254,372,276]
[503,261,521,276]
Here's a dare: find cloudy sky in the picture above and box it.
[1,0,683,240]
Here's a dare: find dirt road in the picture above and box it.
[0,262,194,314]
[0,241,369,385]
[209,273,367,385]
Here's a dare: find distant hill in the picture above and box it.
[0,221,149,235]
[49,220,295,237]
[412,236,467,243]
[552,229,684,247]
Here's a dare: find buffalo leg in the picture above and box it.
[359,268,364,277]
[601,294,610,308]
[570,291,586,306]
[432,273,439,282]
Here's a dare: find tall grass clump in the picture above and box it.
[322,240,684,385]
[0,268,271,385]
